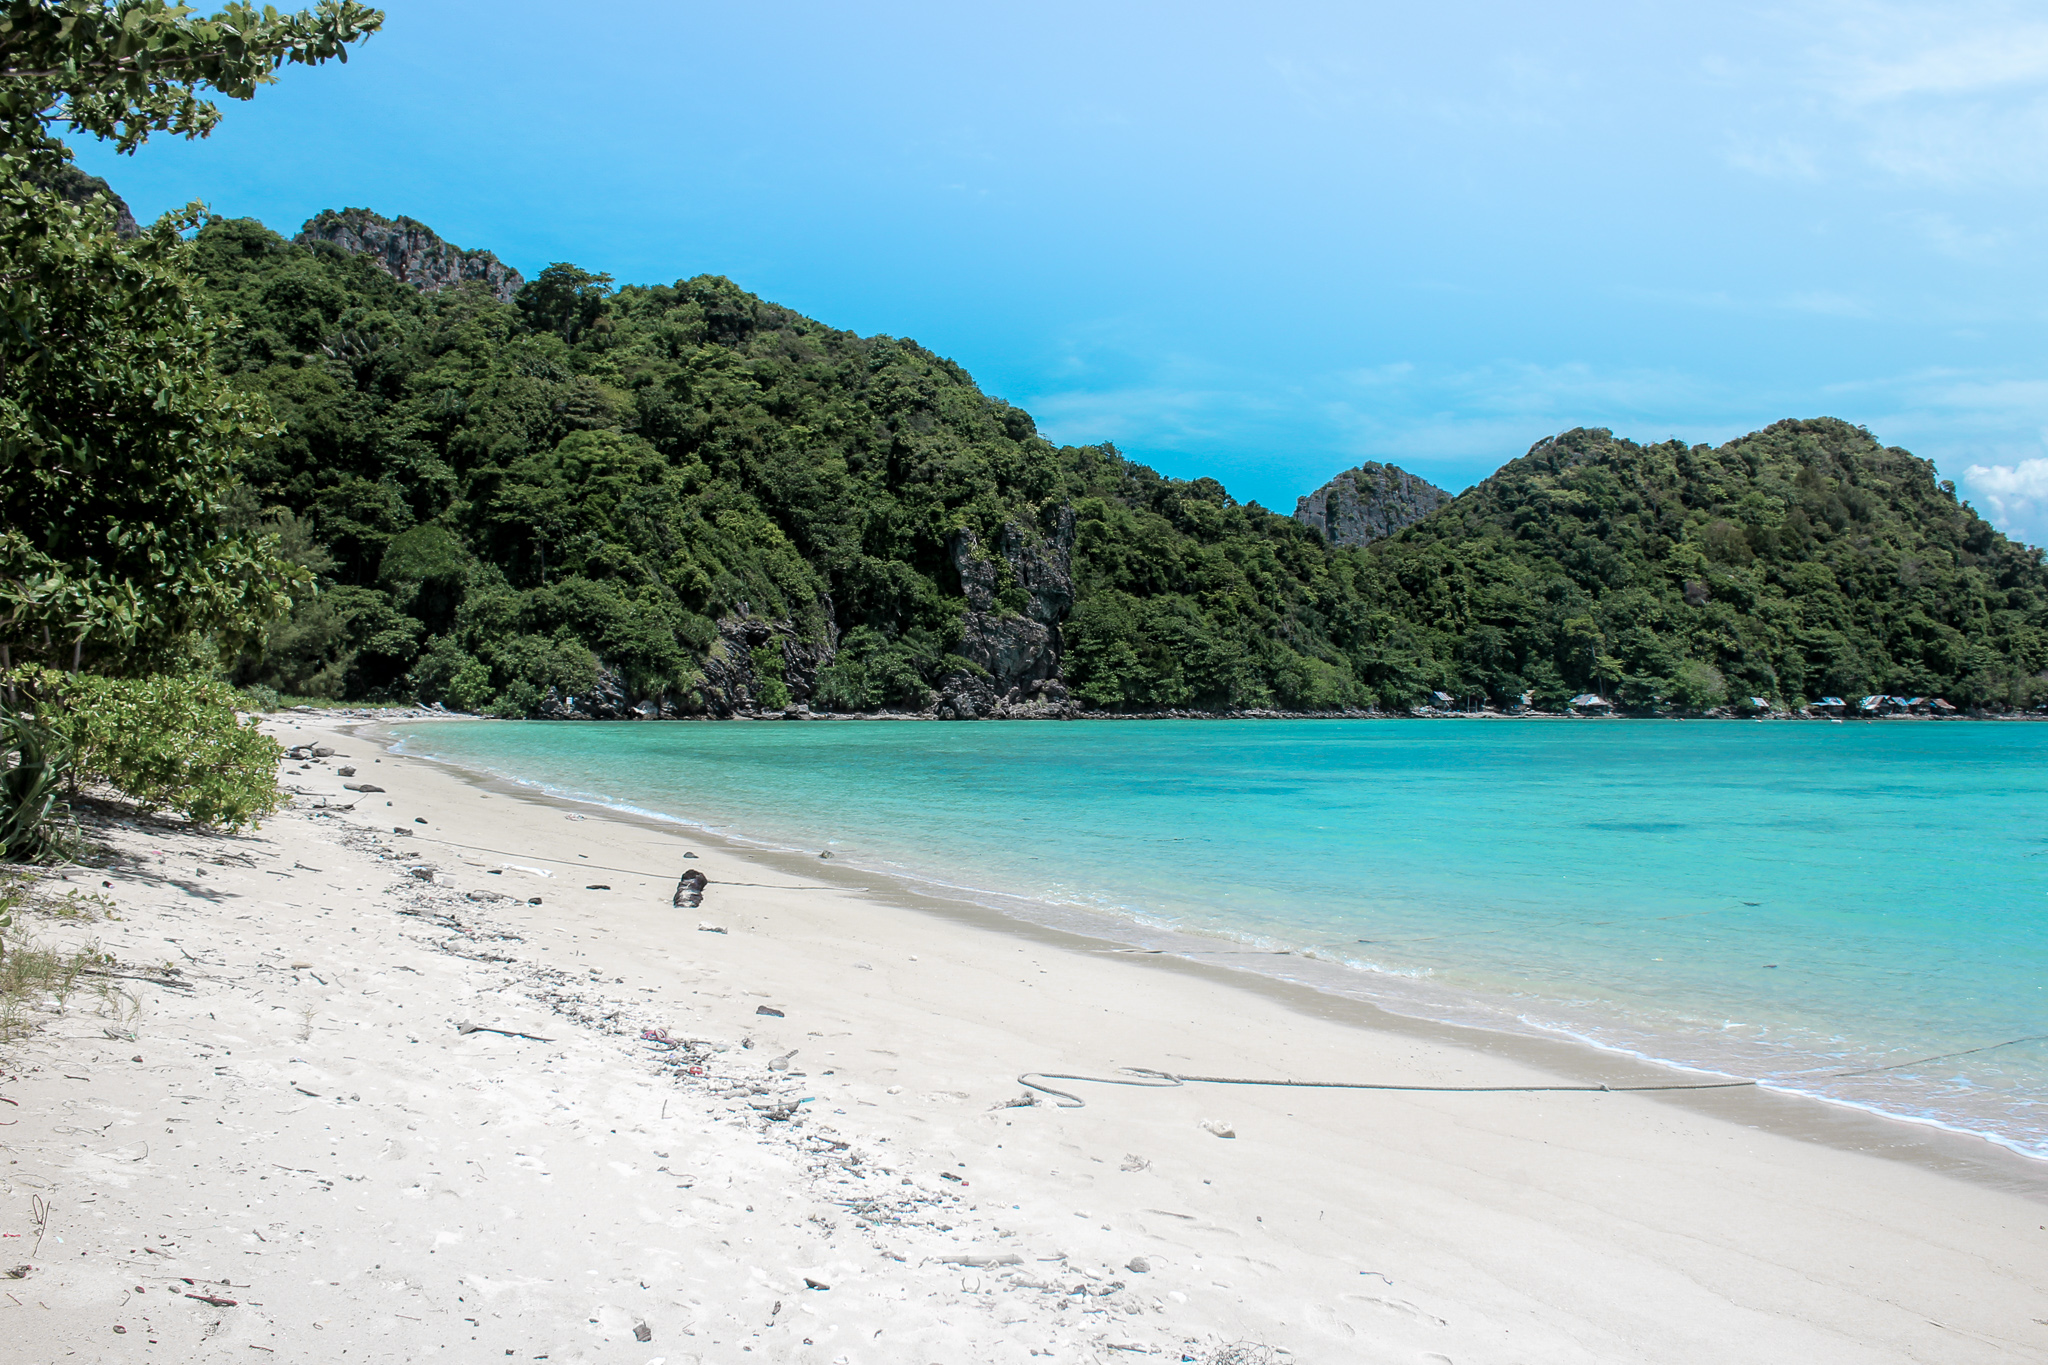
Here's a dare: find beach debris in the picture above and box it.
[4,1265,28,1279]
[184,1292,238,1307]
[337,766,356,777]
[939,1171,967,1185]
[1121,1154,1150,1171]
[289,960,313,970]
[818,850,832,859]
[565,814,585,821]
[584,884,611,891]
[755,1005,785,1017]
[633,1322,651,1342]
[1126,1257,1151,1273]
[768,1050,797,1071]
[407,866,439,882]
[527,897,543,905]
[1199,1119,1237,1139]
[941,1253,1022,1268]
[673,868,708,908]
[697,922,726,933]
[804,1277,830,1290]
[392,827,412,837]
[459,1023,554,1042]
[414,817,428,824]
[343,782,384,793]
[852,961,873,970]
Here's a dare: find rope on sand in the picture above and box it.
[1015,1067,1758,1109]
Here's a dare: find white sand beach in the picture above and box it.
[1,712,2044,1364]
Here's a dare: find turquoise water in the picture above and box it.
[394,718,2048,1158]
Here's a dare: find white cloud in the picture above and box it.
[1963,457,2048,532]
[1822,21,2048,102]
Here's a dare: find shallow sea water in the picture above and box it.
[395,717,2048,1158]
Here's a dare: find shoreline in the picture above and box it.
[380,715,2048,1180]
[2,712,2043,1362]
[283,702,2044,724]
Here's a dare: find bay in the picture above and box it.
[395,717,2048,1159]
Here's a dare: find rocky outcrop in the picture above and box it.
[538,663,632,719]
[950,505,1081,716]
[1294,463,1450,547]
[693,604,839,717]
[38,164,139,238]
[296,208,526,302]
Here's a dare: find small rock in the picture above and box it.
[112,1325,127,1334]
[1199,1119,1236,1139]
[337,766,356,777]
[311,745,334,757]
[1126,1257,1151,1274]
[392,827,412,837]
[818,850,832,859]
[632,1322,651,1343]
[527,897,543,906]
[289,960,313,969]
[682,851,697,859]
[803,1278,829,1291]
[673,868,708,908]
[407,866,439,882]
[697,922,727,934]
[755,1005,785,1017]
[413,817,427,824]
[2,1265,26,1279]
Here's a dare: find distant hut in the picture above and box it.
[1930,698,1958,715]
[1809,697,1846,715]
[1430,690,1456,710]
[1569,693,1613,714]
[1512,690,1535,713]
[1740,696,1772,714]
[1856,695,1890,716]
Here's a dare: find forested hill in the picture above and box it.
[195,210,2048,716]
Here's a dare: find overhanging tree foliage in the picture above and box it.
[0,0,383,672]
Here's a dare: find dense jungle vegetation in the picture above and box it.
[191,215,2048,715]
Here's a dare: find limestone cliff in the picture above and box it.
[39,164,138,238]
[295,208,525,302]
[1294,462,1451,547]
[942,511,1080,718]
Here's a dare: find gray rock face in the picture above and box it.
[952,509,1075,697]
[694,605,838,717]
[1294,463,1451,547]
[296,208,526,302]
[40,165,139,238]
[539,664,630,719]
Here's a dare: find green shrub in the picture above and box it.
[750,643,791,710]
[9,667,283,831]
[238,683,281,713]
[0,713,72,863]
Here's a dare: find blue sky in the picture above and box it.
[71,1,2048,543]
